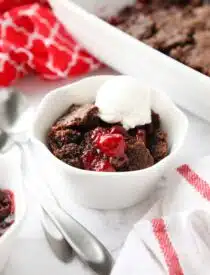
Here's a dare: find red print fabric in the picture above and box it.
[0,0,100,86]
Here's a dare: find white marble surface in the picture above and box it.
[2,68,210,275]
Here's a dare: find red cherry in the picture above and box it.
[110,126,127,136]
[136,129,146,144]
[94,160,116,172]
[96,134,126,157]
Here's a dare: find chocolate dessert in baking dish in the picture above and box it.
[110,0,210,76]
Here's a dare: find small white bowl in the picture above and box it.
[0,147,26,271]
[32,75,188,210]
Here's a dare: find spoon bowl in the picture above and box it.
[0,88,27,131]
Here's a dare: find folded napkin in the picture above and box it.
[0,0,100,86]
[111,156,210,275]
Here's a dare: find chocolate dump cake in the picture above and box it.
[0,189,14,236]
[47,103,168,172]
[109,0,210,76]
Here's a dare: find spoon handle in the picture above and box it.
[41,208,73,263]
[42,203,113,275]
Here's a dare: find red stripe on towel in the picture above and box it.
[152,218,184,275]
[177,164,210,201]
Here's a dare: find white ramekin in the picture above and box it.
[0,147,26,271]
[31,75,188,210]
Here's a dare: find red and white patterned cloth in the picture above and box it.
[111,157,210,275]
[0,0,100,86]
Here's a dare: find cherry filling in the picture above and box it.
[82,150,97,170]
[91,127,108,144]
[82,150,116,172]
[96,133,126,157]
[82,127,128,172]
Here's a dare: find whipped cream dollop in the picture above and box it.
[95,76,151,129]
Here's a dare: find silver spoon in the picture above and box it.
[41,199,113,275]
[0,89,113,274]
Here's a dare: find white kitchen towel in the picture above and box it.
[111,156,210,275]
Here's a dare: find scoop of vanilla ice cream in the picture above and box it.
[95,76,151,129]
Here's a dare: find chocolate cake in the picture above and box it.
[110,0,210,76]
[47,103,168,172]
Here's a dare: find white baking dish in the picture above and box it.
[0,148,26,271]
[49,0,210,122]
